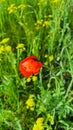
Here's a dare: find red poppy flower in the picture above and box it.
[19,56,42,78]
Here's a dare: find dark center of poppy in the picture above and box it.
[32,58,39,62]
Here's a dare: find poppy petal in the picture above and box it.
[19,56,42,78]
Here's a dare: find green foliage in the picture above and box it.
[0,0,73,129]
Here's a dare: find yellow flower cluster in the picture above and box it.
[49,55,54,62]
[44,14,53,19]
[44,54,48,58]
[7,4,17,14]
[16,43,24,49]
[0,38,10,44]
[32,76,38,81]
[44,54,54,65]
[33,117,44,130]
[7,4,26,14]
[35,19,43,30]
[47,113,54,125]
[0,38,11,54]
[18,4,26,9]
[5,46,11,52]
[26,76,38,82]
[44,62,48,66]
[35,19,50,30]
[25,95,35,111]
[26,77,31,82]
[43,21,50,27]
[0,45,11,54]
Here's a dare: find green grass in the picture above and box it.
[0,0,73,129]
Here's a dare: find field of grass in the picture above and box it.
[0,0,73,130]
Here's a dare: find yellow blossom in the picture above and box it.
[47,114,52,119]
[0,46,4,54]
[33,124,43,130]
[32,76,37,82]
[44,62,48,66]
[44,54,48,58]
[36,117,44,124]
[48,15,53,18]
[44,15,48,18]
[16,43,24,49]
[26,77,31,82]
[35,19,43,30]
[23,47,26,51]
[7,4,17,14]
[37,20,43,25]
[25,96,35,110]
[18,4,26,9]
[43,21,50,27]
[49,55,54,62]
[5,46,11,52]
[0,38,9,44]
[30,107,34,111]
[47,114,54,125]
[33,117,44,130]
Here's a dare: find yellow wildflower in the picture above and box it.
[49,55,54,62]
[35,19,43,30]
[37,20,43,25]
[44,54,48,58]
[30,107,34,111]
[0,38,9,44]
[32,76,37,82]
[33,123,43,130]
[44,62,48,66]
[44,15,48,18]
[36,117,44,124]
[5,46,11,52]
[35,19,43,28]
[47,114,52,119]
[7,4,17,14]
[33,117,44,130]
[18,4,26,9]
[25,95,35,110]
[48,15,53,18]
[0,46,4,54]
[26,77,31,82]
[16,43,24,49]
[23,47,26,51]
[47,114,54,125]
[43,21,50,27]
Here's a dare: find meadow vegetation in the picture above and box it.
[0,0,73,129]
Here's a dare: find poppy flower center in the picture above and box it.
[32,58,39,62]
